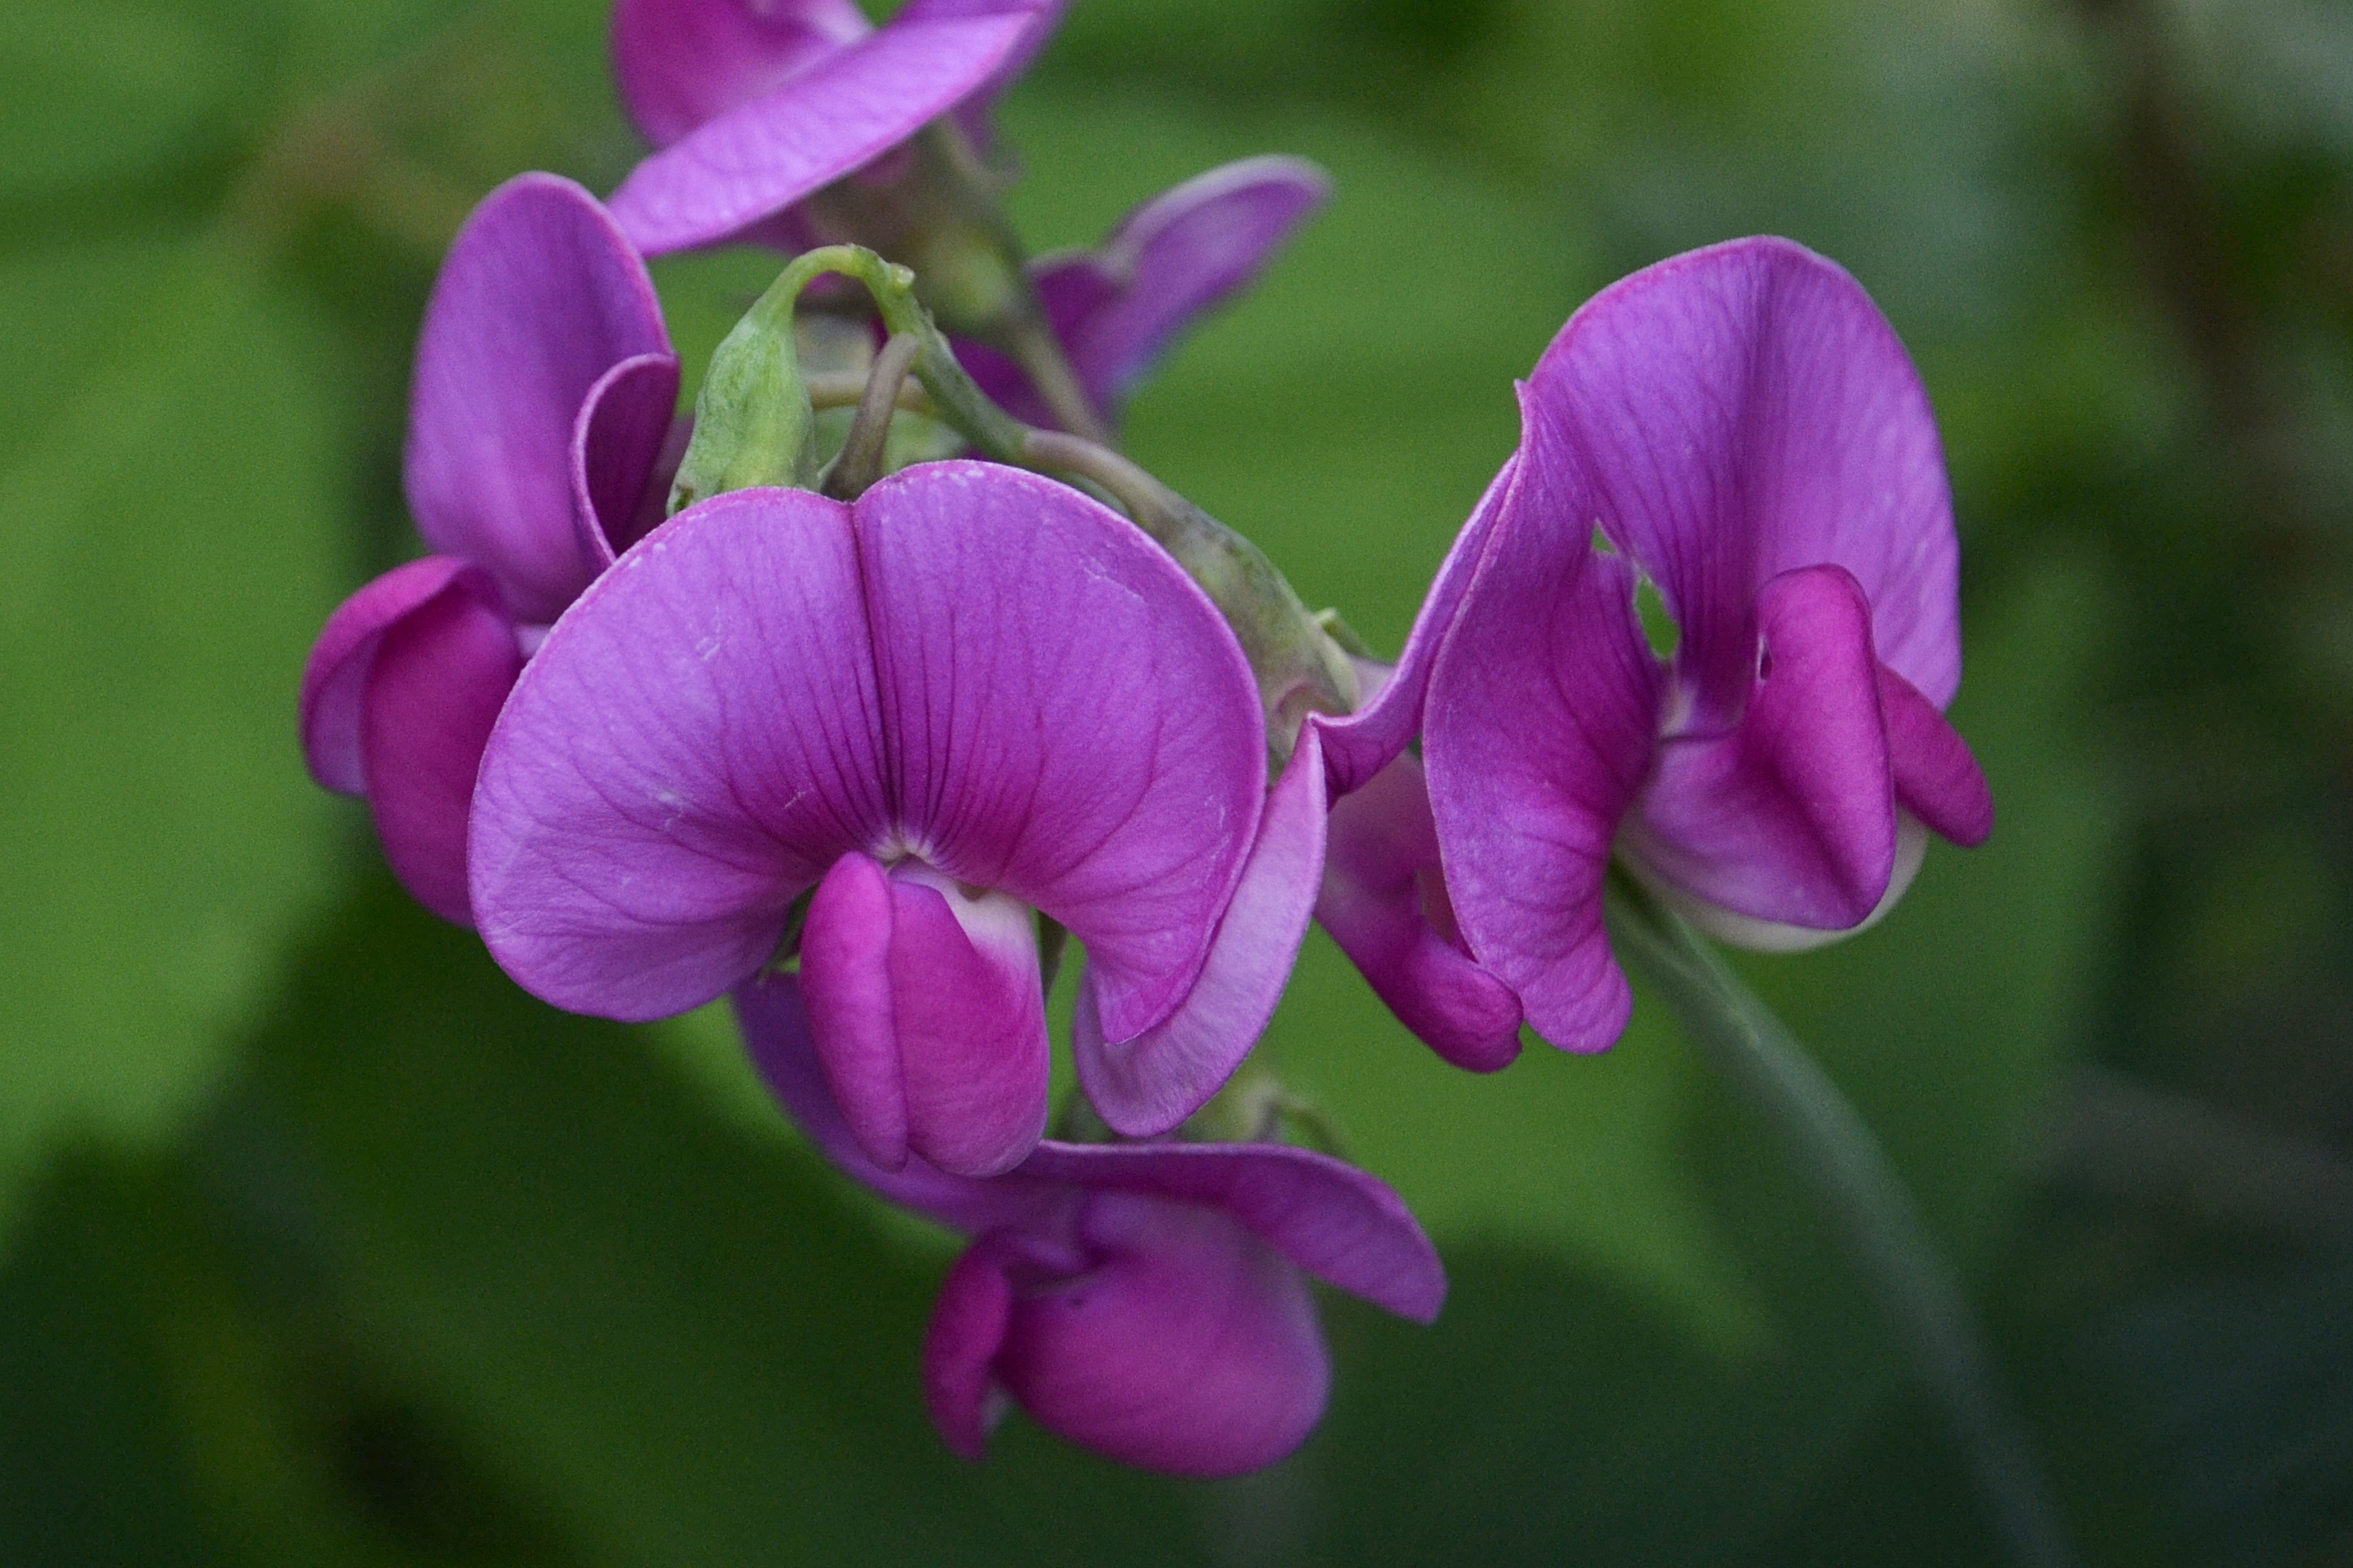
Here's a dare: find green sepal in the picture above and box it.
[668,270,823,512]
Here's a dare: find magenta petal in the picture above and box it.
[404,174,671,622]
[795,860,1054,1175]
[471,489,889,1022]
[300,556,484,797]
[607,11,1042,258]
[1019,1140,1447,1323]
[1879,664,1993,847]
[1315,449,1522,796]
[995,1194,1328,1478]
[611,0,871,150]
[1422,474,1663,1054]
[1007,156,1328,423]
[1627,565,1898,930]
[958,156,1327,427]
[1530,236,1961,720]
[924,1244,1016,1462]
[899,0,1068,135]
[734,972,1058,1232]
[801,852,912,1170]
[1063,157,1327,412]
[851,463,1264,1044]
[1314,749,1522,1072]
[571,351,683,575]
[359,568,525,927]
[1073,727,1327,1137]
[885,866,1050,1177]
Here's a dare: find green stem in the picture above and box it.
[1036,914,1070,997]
[821,332,921,502]
[1004,313,1114,446]
[806,372,933,413]
[1603,878,2079,1568]
[1017,430,1358,749]
[775,245,1033,461]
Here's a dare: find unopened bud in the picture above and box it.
[668,274,820,512]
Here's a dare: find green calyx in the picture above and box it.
[668,261,825,512]
[1183,1061,1349,1155]
[668,241,1036,516]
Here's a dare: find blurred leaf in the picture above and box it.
[1,1139,589,1567]
[210,876,1207,1568]
[2100,1246,2353,1563]
[0,2,256,199]
[998,86,1594,653]
[0,240,348,1243]
[0,1153,232,1566]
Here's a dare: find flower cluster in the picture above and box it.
[1314,236,1994,1059]
[303,0,1990,1478]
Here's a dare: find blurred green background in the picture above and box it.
[5,0,2351,1561]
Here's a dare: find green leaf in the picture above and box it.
[1,1139,591,1566]
[0,2,255,198]
[0,240,348,1244]
[0,1154,233,1566]
[220,878,1205,1568]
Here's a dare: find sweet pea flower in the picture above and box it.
[1310,661,1527,1074]
[1321,237,1994,1055]
[606,0,1066,257]
[953,156,1333,431]
[734,972,1446,1476]
[609,1,1327,432]
[469,462,1328,1177]
[298,173,678,924]
[1299,461,1541,1074]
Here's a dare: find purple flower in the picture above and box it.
[468,463,1328,1176]
[299,173,678,925]
[1296,459,1541,1073]
[608,2,1327,432]
[1311,664,1526,1073]
[1321,237,1994,1055]
[954,157,1333,430]
[606,0,1066,258]
[734,973,1445,1476]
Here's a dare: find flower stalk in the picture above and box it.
[822,332,922,501]
[1019,429,1359,750]
[1603,874,2078,1568]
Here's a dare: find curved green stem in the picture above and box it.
[1003,313,1114,446]
[821,332,921,501]
[1603,877,2079,1568]
[806,372,933,413]
[775,245,1033,462]
[1018,430,1358,744]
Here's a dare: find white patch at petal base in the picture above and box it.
[1628,812,1930,954]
